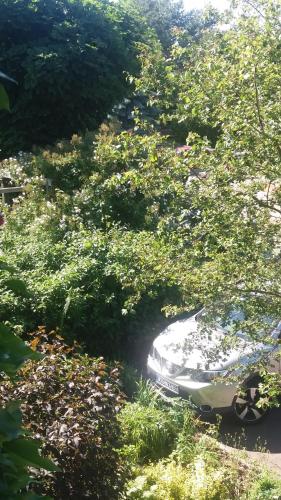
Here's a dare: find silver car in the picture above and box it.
[147,309,281,424]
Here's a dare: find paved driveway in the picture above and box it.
[219,407,281,474]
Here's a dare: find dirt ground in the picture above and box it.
[219,407,281,474]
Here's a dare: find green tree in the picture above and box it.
[164,0,281,315]
[120,0,186,50]
[132,0,281,354]
[120,0,218,51]
[0,0,148,157]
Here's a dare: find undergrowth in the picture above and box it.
[118,377,281,500]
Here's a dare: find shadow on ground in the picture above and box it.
[218,407,281,454]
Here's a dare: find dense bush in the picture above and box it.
[0,0,149,156]
[0,330,126,499]
[0,129,195,356]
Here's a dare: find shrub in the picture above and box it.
[125,460,191,499]
[125,448,250,500]
[119,402,177,464]
[0,127,197,357]
[119,379,197,465]
[0,329,126,499]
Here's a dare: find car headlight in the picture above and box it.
[192,370,228,382]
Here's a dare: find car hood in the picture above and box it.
[153,315,272,371]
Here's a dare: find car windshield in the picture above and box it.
[195,308,278,340]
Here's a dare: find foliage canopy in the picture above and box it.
[0,0,148,156]
[1,0,281,377]
[119,0,218,51]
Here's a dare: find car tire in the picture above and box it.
[232,378,268,425]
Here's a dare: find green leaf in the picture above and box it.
[3,438,59,471]
[0,323,42,376]
[0,402,23,441]
[4,278,28,297]
[0,83,10,111]
[0,260,16,273]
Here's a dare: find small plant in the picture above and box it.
[119,402,177,464]
[124,447,254,500]
[125,460,191,499]
[133,377,165,408]
[171,409,199,465]
[245,470,281,500]
[0,70,17,111]
[119,378,198,465]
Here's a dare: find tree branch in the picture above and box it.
[252,195,281,215]
[237,287,281,299]
[249,123,281,160]
[254,65,265,134]
[244,0,266,19]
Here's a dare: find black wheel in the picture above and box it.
[232,385,268,425]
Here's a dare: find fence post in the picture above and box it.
[1,179,4,205]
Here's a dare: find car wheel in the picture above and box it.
[232,384,268,425]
